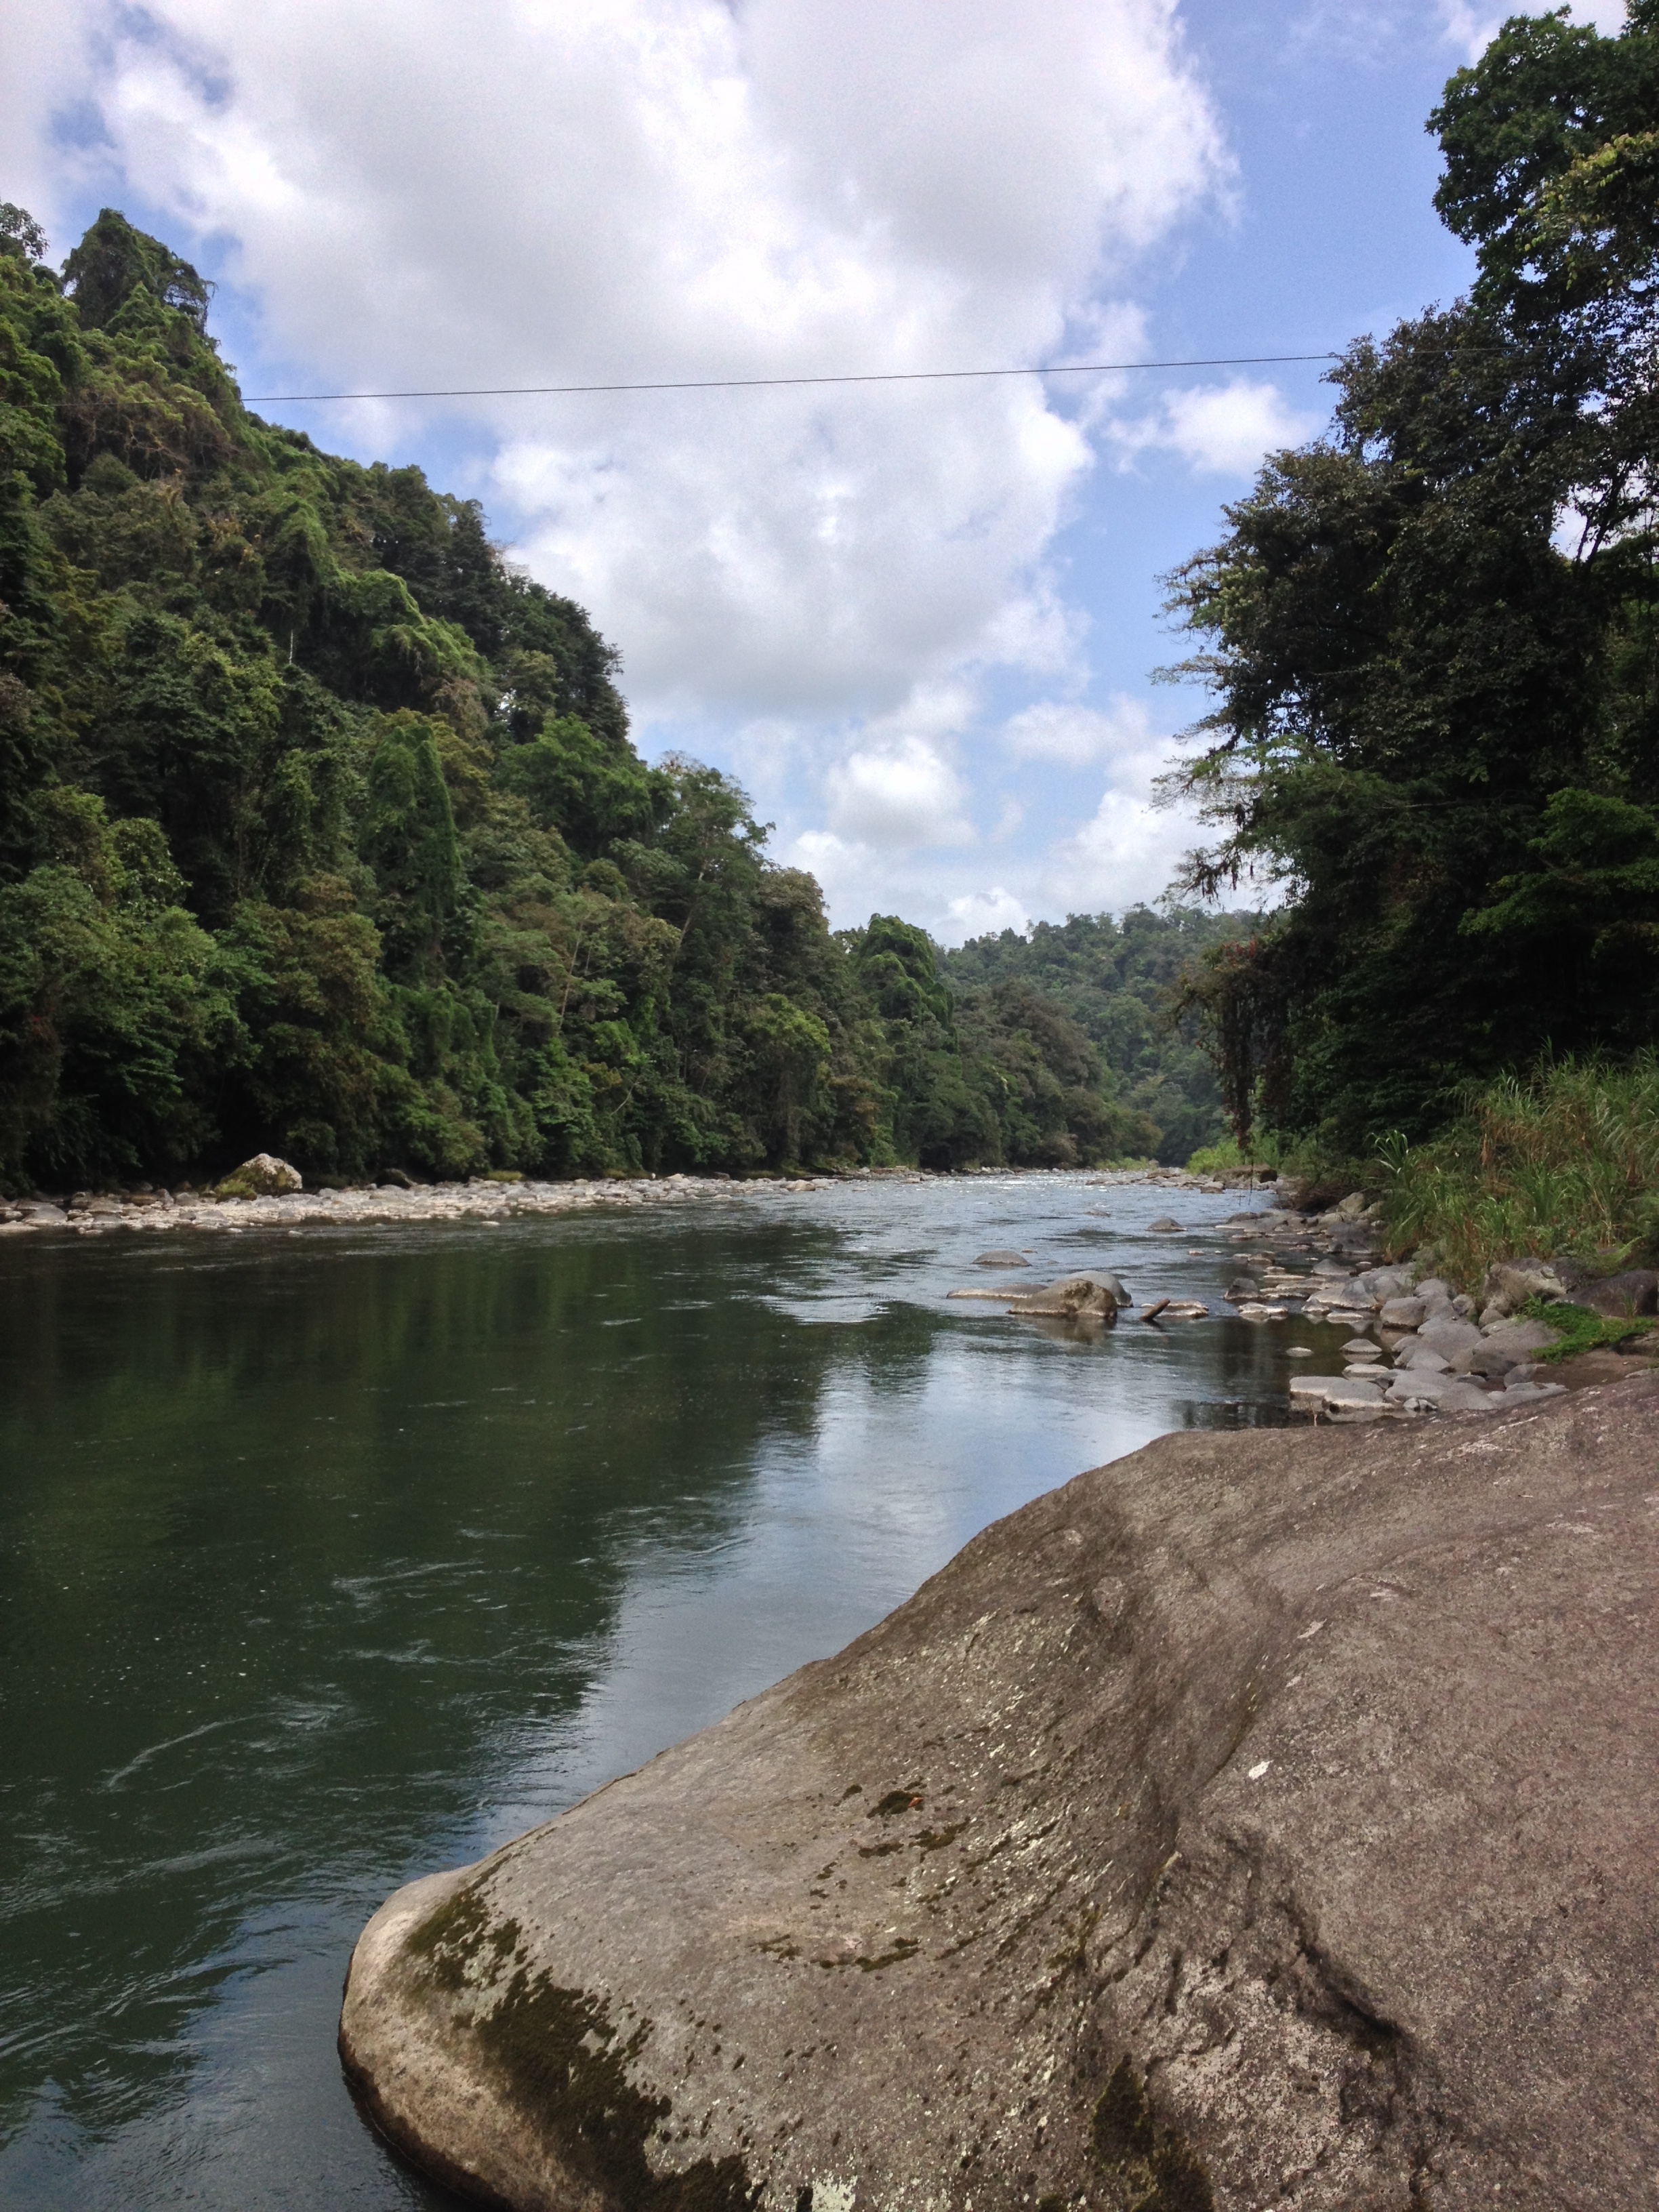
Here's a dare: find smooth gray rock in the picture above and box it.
[341,1379,1659,2212]
[1385,1370,1494,1412]
[1379,1296,1425,1329]
[972,1250,1029,1268]
[1147,1216,1183,1233]
[1353,1267,1414,1301]
[1480,1316,1563,1357]
[1461,1341,1519,1378]
[1288,1373,1385,1407]
[1393,1342,1451,1374]
[1418,1315,1483,1359]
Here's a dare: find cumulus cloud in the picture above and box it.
[1040,787,1197,914]
[1437,1,1625,61]
[941,886,1029,943]
[824,735,972,848]
[41,0,1227,728]
[20,0,1242,933]
[1001,694,1160,767]
[1111,377,1320,479]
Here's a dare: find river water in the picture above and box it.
[0,1172,1313,2210]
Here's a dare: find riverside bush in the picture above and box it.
[1377,1057,1659,1285]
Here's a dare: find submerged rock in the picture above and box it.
[972,1250,1029,1268]
[340,1377,1659,2211]
[1008,1272,1129,1318]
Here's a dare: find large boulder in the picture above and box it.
[340,1380,1659,2212]
[213,1152,303,1199]
[1479,1258,1568,1319]
[1416,1313,1483,1361]
[1581,1269,1659,1319]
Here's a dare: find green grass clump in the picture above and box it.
[1376,1055,1659,1288]
[1521,1296,1659,1363]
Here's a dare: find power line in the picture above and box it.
[241,350,1342,404]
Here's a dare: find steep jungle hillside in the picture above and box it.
[940,907,1252,1162]
[0,207,1171,1188]
[1170,2,1659,1154]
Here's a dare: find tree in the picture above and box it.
[1165,3,1659,1150]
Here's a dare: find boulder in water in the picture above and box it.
[972,1249,1029,1267]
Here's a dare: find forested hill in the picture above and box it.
[0,207,1215,1188]
[941,907,1250,1164]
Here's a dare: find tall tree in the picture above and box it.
[1167,3,1659,1149]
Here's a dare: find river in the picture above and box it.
[0,1171,1309,2209]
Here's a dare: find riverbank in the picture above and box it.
[0,1161,1262,1241]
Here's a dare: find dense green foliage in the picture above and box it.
[1168,3,1659,1151]
[1376,1054,1659,1282]
[0,206,1179,1189]
[940,906,1253,1163]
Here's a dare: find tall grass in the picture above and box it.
[1377,1054,1659,1286]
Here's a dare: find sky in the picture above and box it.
[1,0,1631,939]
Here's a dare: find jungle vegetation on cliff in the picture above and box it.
[0,205,1233,1190]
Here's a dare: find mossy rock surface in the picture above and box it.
[342,1378,1659,2211]
[211,1152,303,1199]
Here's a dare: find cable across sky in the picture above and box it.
[241,350,1343,404]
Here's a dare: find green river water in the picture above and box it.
[0,1173,1311,2209]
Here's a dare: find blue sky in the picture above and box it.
[3,0,1626,936]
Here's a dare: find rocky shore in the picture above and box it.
[0,1158,1252,1242]
[1201,1201,1657,1418]
[0,1163,837,1238]
[340,1374,1659,2211]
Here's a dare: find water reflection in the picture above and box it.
[0,1174,1300,2209]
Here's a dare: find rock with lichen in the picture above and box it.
[340,1378,1659,2212]
[212,1152,303,1199]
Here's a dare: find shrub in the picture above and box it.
[1376,1054,1659,1286]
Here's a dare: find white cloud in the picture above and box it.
[21,0,1240,937]
[1040,787,1199,914]
[1002,694,1161,767]
[45,0,1226,727]
[941,886,1029,943]
[1033,733,1203,914]
[1112,377,1320,479]
[824,735,972,848]
[0,7,94,246]
[1437,1,1626,61]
